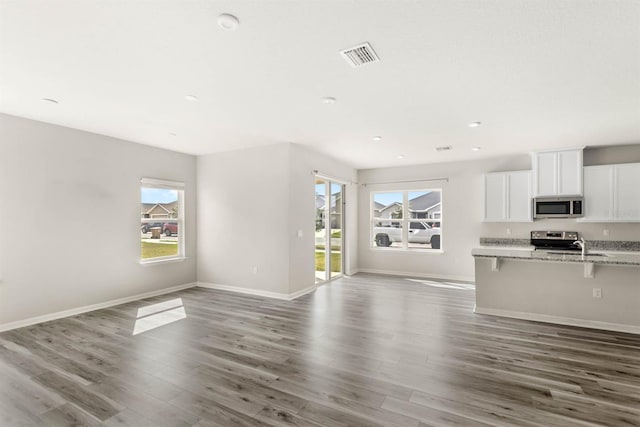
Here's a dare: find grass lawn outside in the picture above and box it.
[141,241,178,259]
[315,251,341,273]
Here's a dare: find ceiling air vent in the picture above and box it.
[435,146,453,152]
[340,42,380,68]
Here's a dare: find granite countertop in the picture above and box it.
[472,247,640,266]
[479,237,640,252]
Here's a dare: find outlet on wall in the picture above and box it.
[252,266,258,275]
[506,228,512,235]
[593,288,602,298]
[603,229,610,237]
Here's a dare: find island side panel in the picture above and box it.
[474,257,640,332]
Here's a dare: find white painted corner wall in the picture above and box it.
[0,116,357,328]
[197,143,357,297]
[0,114,198,326]
[196,143,292,295]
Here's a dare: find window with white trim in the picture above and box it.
[371,189,442,250]
[140,178,185,262]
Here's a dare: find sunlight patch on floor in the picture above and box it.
[133,298,186,335]
[405,278,475,290]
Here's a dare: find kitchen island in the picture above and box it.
[472,247,640,334]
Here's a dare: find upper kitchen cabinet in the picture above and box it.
[581,162,640,222]
[483,170,532,222]
[531,148,583,197]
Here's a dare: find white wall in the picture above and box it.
[0,114,197,326]
[197,143,291,294]
[358,144,640,281]
[197,143,357,296]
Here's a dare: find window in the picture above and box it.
[140,178,184,262]
[371,189,442,250]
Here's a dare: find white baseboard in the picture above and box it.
[474,306,640,335]
[0,282,198,333]
[197,282,317,301]
[357,268,474,283]
[288,284,318,300]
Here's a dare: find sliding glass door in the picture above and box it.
[315,178,344,283]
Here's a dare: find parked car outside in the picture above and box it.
[163,222,178,236]
[373,220,440,249]
[141,222,163,233]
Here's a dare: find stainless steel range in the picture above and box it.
[530,230,581,251]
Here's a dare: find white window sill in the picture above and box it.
[140,256,187,266]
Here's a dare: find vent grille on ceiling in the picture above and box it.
[339,42,380,68]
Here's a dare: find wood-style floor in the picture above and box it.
[1,273,639,426]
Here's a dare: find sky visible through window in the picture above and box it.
[315,183,342,196]
[141,187,178,204]
[373,191,432,206]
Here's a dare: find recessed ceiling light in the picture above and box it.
[468,121,482,128]
[397,154,405,159]
[372,136,382,142]
[435,146,452,152]
[42,98,58,104]
[472,146,482,151]
[184,95,198,102]
[322,97,336,104]
[217,13,240,30]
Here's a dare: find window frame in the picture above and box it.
[370,189,443,252]
[140,178,185,265]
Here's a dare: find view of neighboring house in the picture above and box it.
[374,192,441,222]
[408,191,441,219]
[315,192,343,229]
[375,202,402,219]
[141,201,178,219]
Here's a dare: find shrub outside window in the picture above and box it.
[371,190,442,250]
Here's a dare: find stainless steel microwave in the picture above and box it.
[533,197,583,218]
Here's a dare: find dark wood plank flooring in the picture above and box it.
[1,273,639,426]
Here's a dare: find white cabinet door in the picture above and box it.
[483,173,506,221]
[483,171,531,222]
[558,150,583,196]
[582,165,613,221]
[614,163,640,221]
[507,171,532,222]
[580,162,640,222]
[534,152,557,196]
[532,148,583,196]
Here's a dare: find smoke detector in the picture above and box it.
[339,42,380,68]
[217,14,239,30]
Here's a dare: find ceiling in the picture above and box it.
[1,1,639,169]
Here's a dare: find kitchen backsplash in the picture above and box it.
[479,238,531,247]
